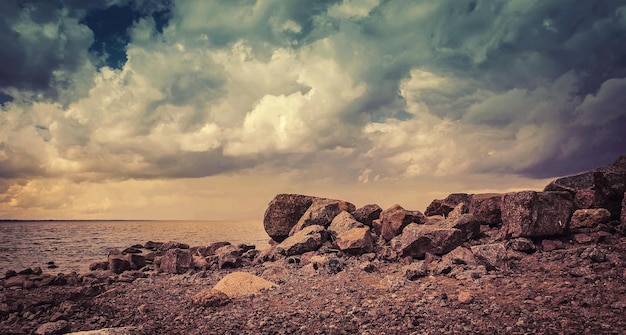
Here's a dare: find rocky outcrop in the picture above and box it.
[289,199,355,235]
[263,194,317,242]
[499,191,573,239]
[380,204,426,241]
[212,272,277,298]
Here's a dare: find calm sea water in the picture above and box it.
[0,220,269,275]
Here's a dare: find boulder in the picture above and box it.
[127,254,146,270]
[192,289,232,307]
[470,243,508,270]
[212,272,277,298]
[108,249,131,274]
[335,227,374,254]
[447,203,469,221]
[499,191,573,239]
[425,193,471,217]
[89,261,108,271]
[328,211,365,236]
[469,193,503,226]
[35,320,69,335]
[290,199,355,235]
[544,155,626,220]
[263,194,317,242]
[276,225,328,256]
[214,245,243,269]
[398,223,463,258]
[442,214,480,241]
[352,204,383,226]
[380,204,426,241]
[442,246,477,266]
[505,237,536,253]
[143,241,163,250]
[570,208,611,230]
[159,248,192,274]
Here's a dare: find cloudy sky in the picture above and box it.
[1,0,625,220]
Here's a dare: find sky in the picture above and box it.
[1,0,625,220]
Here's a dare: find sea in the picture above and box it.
[0,220,270,275]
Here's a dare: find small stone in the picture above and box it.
[458,291,474,304]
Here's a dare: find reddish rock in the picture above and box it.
[89,261,109,271]
[4,275,28,288]
[425,193,471,217]
[108,249,131,274]
[34,320,69,335]
[442,246,477,266]
[380,204,426,241]
[469,193,503,226]
[573,233,593,244]
[371,219,383,236]
[544,155,626,220]
[541,239,564,252]
[128,254,146,270]
[277,225,328,256]
[214,245,243,269]
[499,191,573,239]
[574,190,596,209]
[447,203,469,221]
[442,214,480,241]
[159,241,189,251]
[399,223,463,258]
[144,241,163,250]
[192,289,231,307]
[160,248,192,274]
[505,237,536,253]
[570,208,611,230]
[263,194,317,242]
[352,204,383,227]
[470,243,508,270]
[335,227,373,254]
[290,199,355,235]
[328,211,364,237]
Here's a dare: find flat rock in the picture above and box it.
[212,272,277,298]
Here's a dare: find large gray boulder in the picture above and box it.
[263,194,317,242]
[276,225,328,256]
[289,199,355,236]
[398,223,463,258]
[499,191,573,239]
[380,204,426,241]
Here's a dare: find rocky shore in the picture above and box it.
[2,157,626,334]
